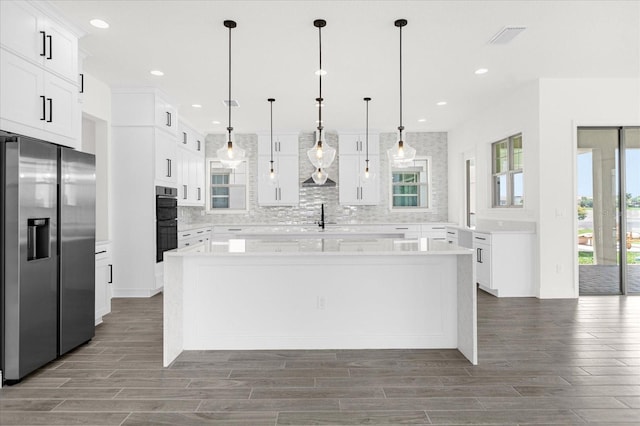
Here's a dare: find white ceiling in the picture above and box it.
[51,0,640,135]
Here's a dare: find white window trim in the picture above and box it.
[205,157,249,214]
[491,133,524,208]
[388,155,433,212]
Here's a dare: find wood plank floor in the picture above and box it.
[2,290,640,425]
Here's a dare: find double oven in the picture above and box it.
[156,186,178,262]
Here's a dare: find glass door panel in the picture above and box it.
[577,128,621,295]
[624,128,640,294]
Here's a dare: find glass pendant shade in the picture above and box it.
[387,138,416,168]
[217,140,245,169]
[268,161,278,185]
[307,139,336,169]
[311,167,329,185]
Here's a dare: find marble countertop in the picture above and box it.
[166,237,472,257]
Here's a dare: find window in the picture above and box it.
[207,159,247,211]
[390,158,431,210]
[492,134,523,207]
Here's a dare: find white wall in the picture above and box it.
[538,78,640,298]
[80,73,112,242]
[448,78,640,299]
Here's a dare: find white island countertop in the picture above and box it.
[167,237,472,257]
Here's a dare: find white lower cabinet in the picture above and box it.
[179,226,211,249]
[473,231,534,297]
[95,242,112,325]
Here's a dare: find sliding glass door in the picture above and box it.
[577,127,640,295]
[623,128,640,294]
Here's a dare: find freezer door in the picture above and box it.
[2,138,58,381]
[59,148,96,355]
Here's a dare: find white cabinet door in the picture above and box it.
[155,129,177,185]
[339,154,380,205]
[41,17,77,81]
[0,1,42,64]
[0,48,78,146]
[274,134,299,156]
[473,233,492,289]
[195,155,205,205]
[43,71,78,140]
[176,148,187,203]
[339,133,380,156]
[0,48,44,131]
[155,94,177,135]
[276,155,299,205]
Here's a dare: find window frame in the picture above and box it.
[389,156,432,212]
[491,133,523,208]
[205,158,249,214]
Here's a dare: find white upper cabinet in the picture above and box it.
[177,121,205,207]
[338,133,380,205]
[257,133,299,206]
[0,0,80,149]
[111,88,178,136]
[0,1,78,82]
[154,128,177,186]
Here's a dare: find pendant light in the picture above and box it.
[216,19,245,169]
[387,18,416,168]
[267,98,277,182]
[363,97,372,180]
[308,19,336,185]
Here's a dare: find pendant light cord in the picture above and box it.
[227,23,232,139]
[317,23,323,133]
[269,99,274,164]
[365,98,369,161]
[399,22,403,134]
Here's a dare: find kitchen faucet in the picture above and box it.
[317,203,325,229]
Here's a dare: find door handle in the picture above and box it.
[47,98,52,122]
[40,96,46,120]
[40,31,46,56]
[108,264,113,284]
[46,34,52,59]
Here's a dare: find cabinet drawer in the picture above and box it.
[473,232,491,245]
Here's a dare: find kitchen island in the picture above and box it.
[163,236,476,366]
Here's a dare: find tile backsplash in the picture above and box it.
[179,131,448,225]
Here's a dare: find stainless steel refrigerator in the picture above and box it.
[1,132,96,383]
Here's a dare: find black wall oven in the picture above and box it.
[156,186,177,262]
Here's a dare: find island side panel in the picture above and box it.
[163,255,184,367]
[456,253,477,365]
[181,254,459,350]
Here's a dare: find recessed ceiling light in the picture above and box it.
[418,118,427,123]
[475,68,488,75]
[150,70,164,76]
[436,101,447,106]
[315,69,327,76]
[212,120,221,125]
[192,104,202,108]
[89,19,109,29]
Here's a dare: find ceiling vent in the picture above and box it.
[489,26,527,44]
[223,99,239,107]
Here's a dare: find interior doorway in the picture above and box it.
[577,127,640,295]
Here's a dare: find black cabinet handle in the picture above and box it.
[79,73,84,93]
[47,98,52,122]
[167,159,171,177]
[46,34,52,59]
[40,96,46,120]
[182,132,187,144]
[197,187,201,201]
[108,264,113,284]
[40,31,46,56]
[182,233,191,237]
[476,248,483,263]
[197,140,201,151]
[95,250,107,255]
[183,185,187,200]
[166,111,171,127]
